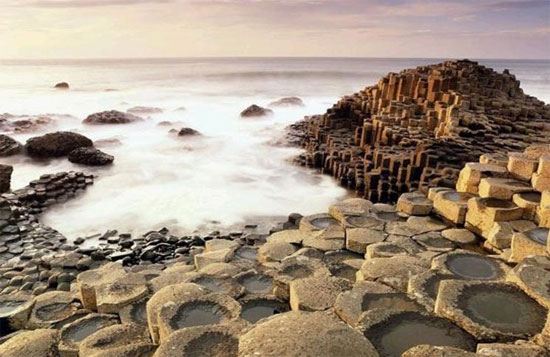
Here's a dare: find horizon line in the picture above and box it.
[1,55,550,62]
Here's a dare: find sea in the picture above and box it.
[0,57,548,240]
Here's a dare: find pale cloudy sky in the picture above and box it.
[1,0,549,59]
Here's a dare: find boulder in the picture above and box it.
[0,164,13,193]
[25,131,93,158]
[68,147,114,166]
[240,105,273,118]
[268,97,304,107]
[0,135,23,156]
[83,110,143,125]
[54,82,69,89]
[177,128,201,136]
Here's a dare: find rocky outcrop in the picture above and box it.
[0,135,22,156]
[83,110,143,125]
[25,131,93,158]
[0,164,13,193]
[0,113,55,133]
[269,97,304,107]
[68,147,114,166]
[240,105,273,118]
[292,60,550,204]
[177,128,201,136]
[54,82,69,89]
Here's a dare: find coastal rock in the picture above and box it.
[238,311,379,357]
[0,164,13,193]
[0,329,60,357]
[0,135,23,156]
[177,127,201,136]
[54,82,69,89]
[83,110,143,125]
[240,104,273,118]
[0,114,56,133]
[25,131,93,158]
[68,147,114,166]
[268,97,304,107]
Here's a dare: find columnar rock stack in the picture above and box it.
[293,60,550,203]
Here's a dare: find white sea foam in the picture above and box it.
[0,57,548,239]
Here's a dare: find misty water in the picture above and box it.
[0,57,548,240]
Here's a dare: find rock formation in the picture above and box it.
[0,135,22,156]
[127,106,163,115]
[68,147,114,166]
[54,82,69,89]
[83,110,143,125]
[25,131,94,158]
[269,97,304,107]
[240,104,273,118]
[292,60,550,203]
[177,128,201,136]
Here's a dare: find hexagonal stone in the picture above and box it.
[95,273,148,314]
[357,256,429,292]
[365,242,410,260]
[239,311,378,357]
[0,294,34,331]
[479,177,534,200]
[441,229,477,245]
[289,274,351,311]
[272,256,330,300]
[204,239,240,253]
[266,230,309,245]
[361,310,476,357]
[187,274,244,299]
[507,255,550,309]
[154,324,243,357]
[509,227,549,263]
[396,192,433,216]
[346,228,387,254]
[0,329,60,357]
[432,190,474,225]
[194,248,235,270]
[146,283,207,344]
[435,280,547,341]
[58,313,119,357]
[302,234,345,252]
[508,153,538,182]
[78,323,154,357]
[76,262,126,311]
[413,232,456,252]
[465,197,523,237]
[335,281,424,327]
[328,198,372,222]
[299,213,340,232]
[157,293,241,343]
[258,241,297,263]
[27,291,82,329]
[431,251,509,281]
[456,162,508,194]
[408,270,461,312]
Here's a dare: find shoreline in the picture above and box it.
[0,59,549,356]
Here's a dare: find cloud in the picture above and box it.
[15,0,173,7]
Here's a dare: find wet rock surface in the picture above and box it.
[83,110,143,125]
[68,147,114,166]
[25,131,93,158]
[240,104,273,118]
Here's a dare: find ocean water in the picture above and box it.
[0,57,548,239]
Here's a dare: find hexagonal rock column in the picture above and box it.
[155,324,244,357]
[0,329,60,357]
[403,345,478,357]
[78,323,155,357]
[465,197,523,237]
[157,293,242,343]
[328,198,372,223]
[289,274,351,311]
[407,270,461,312]
[509,227,549,263]
[76,262,126,311]
[360,310,476,357]
[346,227,387,254]
[456,162,508,195]
[432,190,474,225]
[58,313,119,357]
[539,191,550,228]
[146,283,208,344]
[396,192,433,216]
[507,256,550,309]
[94,273,149,314]
[508,153,539,182]
[0,294,35,332]
[478,178,534,200]
[239,311,379,357]
[257,241,297,263]
[513,192,541,221]
[239,295,289,324]
[357,256,429,292]
[271,256,330,300]
[476,343,549,357]
[27,291,82,329]
[434,280,547,341]
[431,250,509,281]
[335,281,424,327]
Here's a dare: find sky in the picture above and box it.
[1,0,549,59]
